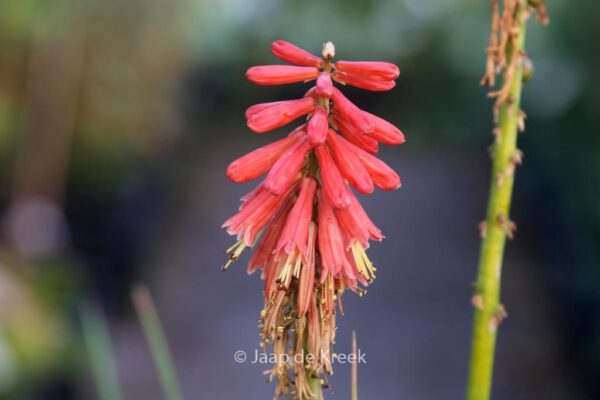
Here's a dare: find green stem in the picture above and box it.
[79,302,122,400]
[132,285,184,400]
[466,9,527,400]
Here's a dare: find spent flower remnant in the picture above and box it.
[223,40,405,398]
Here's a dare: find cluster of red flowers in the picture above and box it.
[223,40,404,398]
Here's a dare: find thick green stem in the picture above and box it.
[132,285,183,400]
[466,9,527,400]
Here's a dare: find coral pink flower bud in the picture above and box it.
[307,106,329,146]
[318,190,349,278]
[245,101,286,120]
[335,207,368,248]
[247,97,315,133]
[315,72,334,98]
[227,130,304,183]
[330,87,374,134]
[332,114,379,154]
[334,61,400,81]
[271,40,323,68]
[264,136,311,195]
[314,145,352,209]
[275,178,317,258]
[297,222,316,317]
[362,111,406,145]
[336,191,384,248]
[348,191,384,242]
[306,296,320,357]
[342,249,359,284]
[246,65,320,85]
[333,71,396,91]
[322,41,335,59]
[223,183,297,246]
[247,198,293,274]
[347,140,401,190]
[326,129,373,194]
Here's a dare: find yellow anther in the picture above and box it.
[351,241,377,283]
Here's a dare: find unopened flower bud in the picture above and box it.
[322,41,335,59]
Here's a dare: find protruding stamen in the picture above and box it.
[277,252,300,289]
[223,240,247,270]
[351,241,377,283]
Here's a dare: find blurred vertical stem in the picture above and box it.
[466,5,527,400]
[132,285,184,400]
[80,302,122,400]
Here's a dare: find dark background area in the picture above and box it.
[0,0,598,399]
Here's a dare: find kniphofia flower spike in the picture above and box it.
[223,40,405,398]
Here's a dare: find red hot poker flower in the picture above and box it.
[362,110,406,145]
[326,128,374,194]
[333,71,397,91]
[246,65,320,85]
[315,144,353,209]
[331,112,380,154]
[226,129,304,183]
[315,71,334,98]
[222,181,297,251]
[246,97,315,133]
[264,135,311,195]
[306,105,329,146]
[296,222,317,317]
[274,177,317,259]
[318,190,350,278]
[347,140,401,190]
[244,100,285,119]
[273,177,317,288]
[330,87,374,134]
[334,60,400,81]
[246,198,292,275]
[271,40,323,68]
[224,40,405,398]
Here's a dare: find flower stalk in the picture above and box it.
[305,367,322,400]
[466,1,547,399]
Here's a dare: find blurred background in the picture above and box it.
[0,0,598,399]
